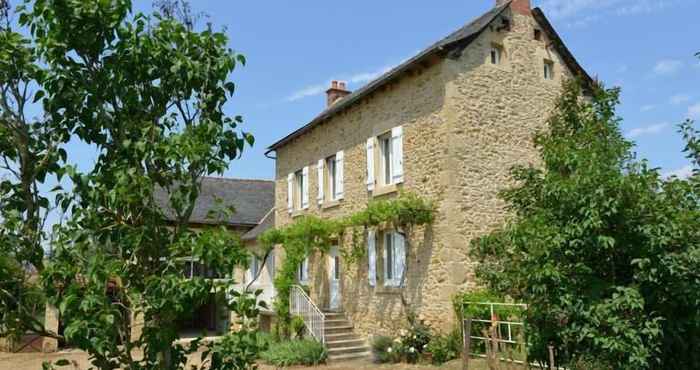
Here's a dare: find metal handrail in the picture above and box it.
[290,285,326,344]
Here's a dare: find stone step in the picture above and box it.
[325,338,367,349]
[323,312,346,319]
[324,319,351,328]
[324,325,354,335]
[328,345,370,356]
[328,350,372,362]
[324,332,360,342]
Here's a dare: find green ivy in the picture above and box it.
[259,192,434,337]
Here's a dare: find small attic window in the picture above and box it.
[534,29,542,41]
[544,60,554,80]
[490,45,503,65]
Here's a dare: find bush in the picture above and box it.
[259,339,327,366]
[426,329,462,365]
[371,336,396,363]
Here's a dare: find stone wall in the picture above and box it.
[273,7,574,337]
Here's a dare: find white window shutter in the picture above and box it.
[287,173,293,213]
[366,138,375,191]
[391,126,404,184]
[394,232,406,287]
[317,159,325,205]
[368,230,376,286]
[335,151,344,199]
[303,257,309,282]
[302,166,309,209]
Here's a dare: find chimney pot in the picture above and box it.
[326,80,350,107]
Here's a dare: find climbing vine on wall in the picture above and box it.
[258,192,435,338]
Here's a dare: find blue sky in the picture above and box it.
[62,0,700,181]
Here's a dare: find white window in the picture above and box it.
[368,230,377,286]
[379,133,393,186]
[376,127,404,187]
[544,60,554,80]
[327,155,340,200]
[383,231,406,287]
[490,45,502,65]
[292,167,309,210]
[247,255,260,283]
[297,257,309,284]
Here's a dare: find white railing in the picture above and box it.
[464,301,527,345]
[290,285,325,344]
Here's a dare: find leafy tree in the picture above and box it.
[5,0,262,368]
[470,80,700,369]
[0,0,67,344]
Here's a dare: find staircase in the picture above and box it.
[323,311,371,361]
[289,285,370,362]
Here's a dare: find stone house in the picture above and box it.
[264,0,592,360]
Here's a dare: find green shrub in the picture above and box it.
[290,315,306,339]
[255,332,273,351]
[259,339,327,366]
[371,335,396,363]
[426,329,462,365]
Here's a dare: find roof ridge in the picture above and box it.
[201,176,274,183]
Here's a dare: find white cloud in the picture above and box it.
[669,94,691,105]
[285,83,328,102]
[284,60,402,103]
[663,164,694,179]
[625,122,669,138]
[640,104,656,112]
[688,102,700,119]
[653,59,684,75]
[538,0,676,25]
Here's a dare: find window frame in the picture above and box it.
[384,232,394,282]
[326,154,338,201]
[294,169,304,210]
[490,44,503,65]
[379,133,394,186]
[544,60,554,80]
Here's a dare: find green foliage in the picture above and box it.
[289,315,305,339]
[371,336,395,364]
[426,330,461,365]
[259,339,327,367]
[2,0,263,368]
[260,192,434,337]
[470,80,700,369]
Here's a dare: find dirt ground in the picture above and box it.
[0,350,496,370]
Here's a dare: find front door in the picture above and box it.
[328,246,341,311]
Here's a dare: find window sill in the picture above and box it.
[372,183,398,197]
[291,210,306,218]
[321,199,342,210]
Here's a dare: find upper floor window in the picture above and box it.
[490,44,503,65]
[317,151,344,205]
[366,126,403,191]
[288,166,309,212]
[379,133,394,186]
[544,60,554,80]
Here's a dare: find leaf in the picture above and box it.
[33,90,46,103]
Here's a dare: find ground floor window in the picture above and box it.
[382,230,406,287]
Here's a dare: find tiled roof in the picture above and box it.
[155,177,275,227]
[241,208,275,241]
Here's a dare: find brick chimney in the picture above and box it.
[496,0,531,15]
[326,80,350,107]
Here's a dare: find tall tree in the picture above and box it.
[0,0,68,344]
[470,80,700,369]
[7,0,262,368]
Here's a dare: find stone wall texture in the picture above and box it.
[273,8,574,337]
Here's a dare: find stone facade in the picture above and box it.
[272,5,576,337]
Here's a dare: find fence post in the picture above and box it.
[462,315,471,370]
[548,344,555,370]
